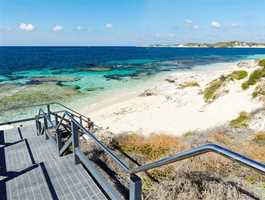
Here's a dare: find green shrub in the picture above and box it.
[252,132,265,144]
[203,71,248,102]
[229,112,249,128]
[241,68,265,90]
[258,59,265,67]
[252,84,265,98]
[229,70,248,80]
[203,77,225,102]
[178,81,200,89]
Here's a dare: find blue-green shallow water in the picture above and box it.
[0,47,265,122]
[1,47,265,89]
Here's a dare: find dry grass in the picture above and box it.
[112,133,186,161]
[144,171,255,200]
[79,125,265,199]
[252,132,265,144]
[178,81,200,89]
[110,131,265,199]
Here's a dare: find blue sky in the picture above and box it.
[1,0,265,46]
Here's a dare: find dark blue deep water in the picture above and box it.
[1,47,265,75]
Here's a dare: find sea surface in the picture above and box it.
[1,47,265,121]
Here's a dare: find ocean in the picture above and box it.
[0,47,265,121]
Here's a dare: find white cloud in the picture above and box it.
[53,25,63,32]
[19,23,35,31]
[193,25,199,29]
[76,26,83,31]
[211,21,221,29]
[231,23,239,28]
[185,19,193,25]
[105,23,113,28]
[185,19,199,29]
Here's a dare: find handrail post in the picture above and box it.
[47,104,51,122]
[129,174,142,200]
[56,129,62,156]
[35,116,41,136]
[71,121,80,164]
[79,116,83,126]
[44,117,48,140]
[55,113,59,127]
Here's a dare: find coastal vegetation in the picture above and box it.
[178,80,200,89]
[229,70,248,80]
[252,81,265,98]
[229,112,250,128]
[83,60,265,199]
[203,70,248,102]
[252,132,265,144]
[203,76,226,102]
[242,59,265,90]
[112,133,184,161]
[100,122,265,199]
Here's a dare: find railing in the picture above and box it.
[1,103,265,200]
[0,102,92,126]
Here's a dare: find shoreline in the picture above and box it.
[78,61,241,113]
[81,59,264,136]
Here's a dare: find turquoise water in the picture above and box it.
[1,47,265,122]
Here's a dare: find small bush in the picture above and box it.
[258,59,265,67]
[252,82,265,98]
[112,133,186,161]
[252,132,265,144]
[178,81,200,89]
[241,68,265,90]
[229,112,249,128]
[229,70,248,80]
[203,77,225,102]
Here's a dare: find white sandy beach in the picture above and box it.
[84,60,264,136]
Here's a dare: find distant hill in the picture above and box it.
[149,41,265,48]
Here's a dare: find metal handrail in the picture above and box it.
[0,102,92,126]
[0,102,90,121]
[36,106,265,200]
[2,103,265,200]
[130,144,265,174]
[69,113,130,173]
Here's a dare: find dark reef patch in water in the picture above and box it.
[5,75,25,81]
[86,87,104,92]
[26,76,80,85]
[104,74,124,81]
[78,66,112,72]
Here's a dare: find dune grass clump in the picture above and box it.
[112,133,185,161]
[242,60,265,90]
[229,112,250,128]
[228,70,248,80]
[203,76,226,102]
[252,132,265,144]
[242,68,265,90]
[178,81,200,89]
[258,59,265,67]
[203,70,249,102]
[252,82,265,98]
